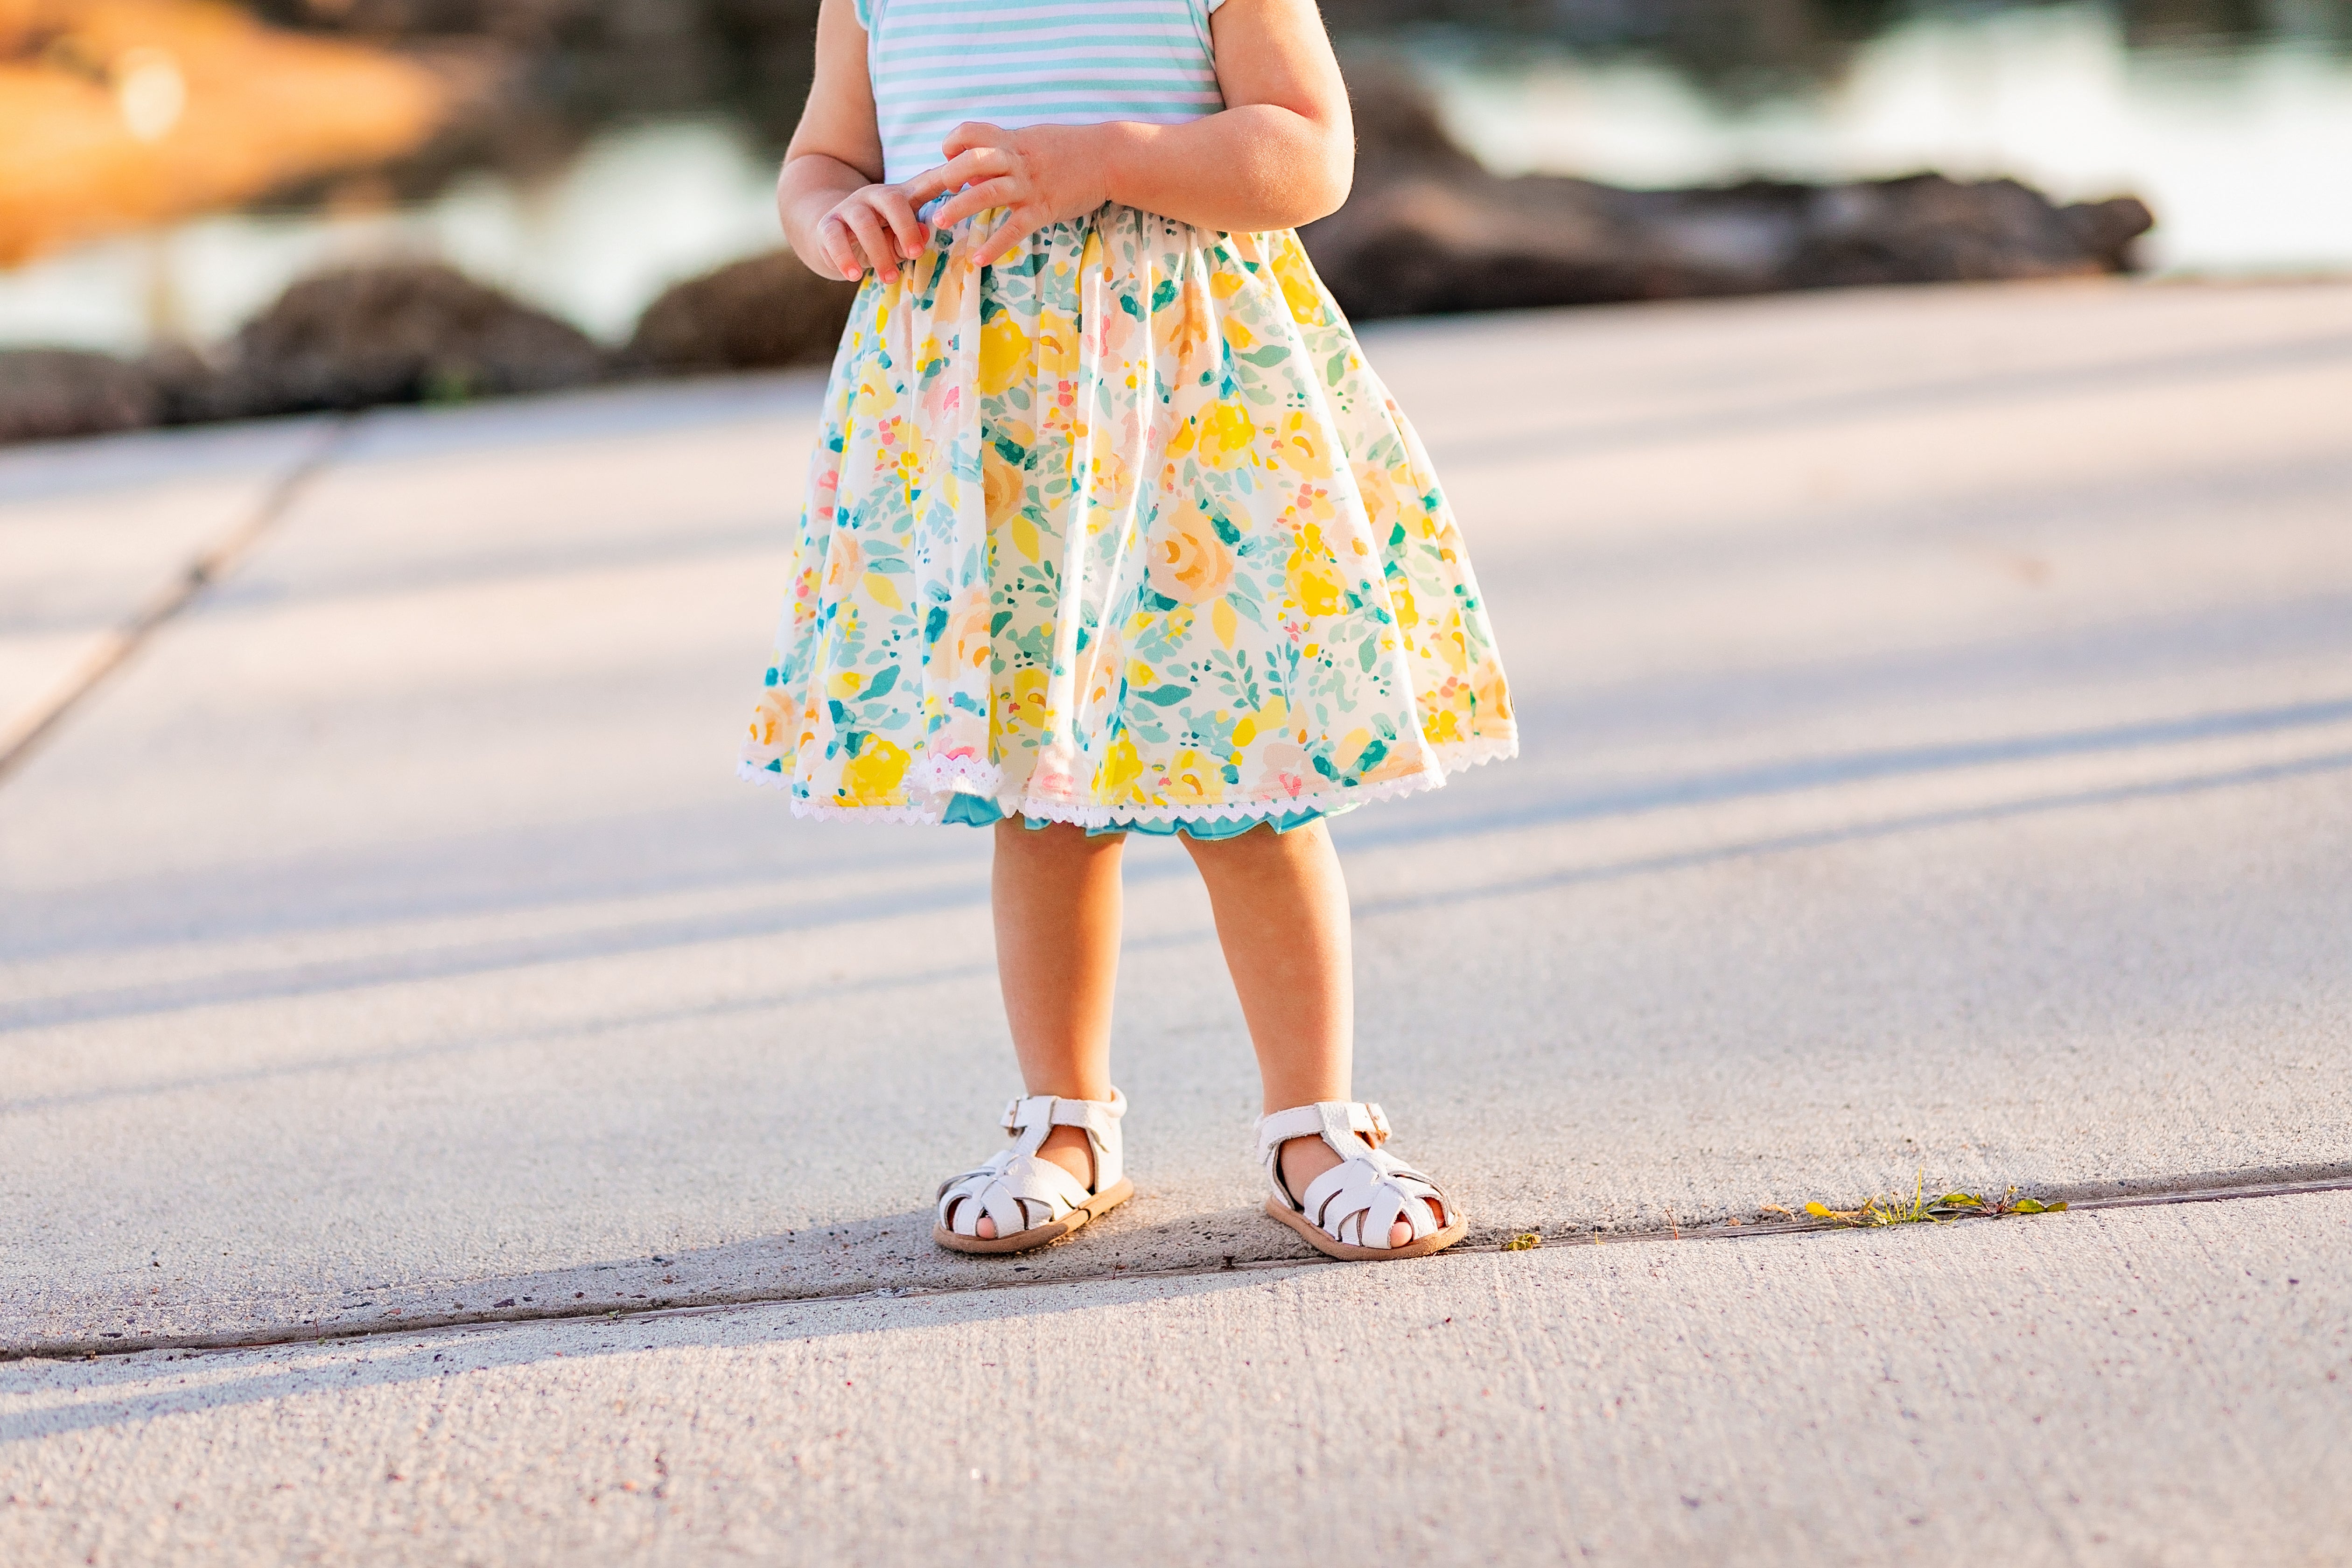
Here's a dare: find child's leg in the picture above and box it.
[1180,821,1435,1247]
[980,818,1125,1237]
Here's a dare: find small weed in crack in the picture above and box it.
[1772,1173,2066,1228]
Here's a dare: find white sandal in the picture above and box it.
[1256,1100,1466,1261]
[934,1088,1133,1255]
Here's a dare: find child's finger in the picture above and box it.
[893,161,959,208]
[870,187,929,259]
[929,176,1023,231]
[894,149,988,210]
[938,146,1011,191]
[971,207,1038,269]
[817,217,865,281]
[839,203,900,280]
[938,120,1007,161]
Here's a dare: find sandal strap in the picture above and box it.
[1002,1085,1127,1142]
[937,1151,1093,1239]
[1002,1087,1125,1188]
[1255,1101,1450,1250]
[937,1089,1134,1241]
[1299,1152,1450,1248]
[1253,1100,1388,1168]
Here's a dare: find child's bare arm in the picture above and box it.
[922,0,1353,264]
[776,0,928,280]
[1115,0,1355,230]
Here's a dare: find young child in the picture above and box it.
[743,0,1515,1260]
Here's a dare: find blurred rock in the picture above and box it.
[622,250,858,374]
[0,349,160,445]
[252,0,826,147]
[1346,65,1486,177]
[1305,68,2156,319]
[198,262,606,419]
[2064,195,2163,266]
[1780,176,2154,287]
[140,343,232,428]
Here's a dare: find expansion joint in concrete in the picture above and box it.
[0,414,356,785]
[11,1163,2349,1365]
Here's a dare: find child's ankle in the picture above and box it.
[1035,1123,1095,1187]
[1276,1134,1342,1203]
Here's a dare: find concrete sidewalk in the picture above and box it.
[2,277,2349,1561]
[7,1191,2347,1564]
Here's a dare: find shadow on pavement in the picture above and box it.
[7,700,2348,1035]
[18,1159,2352,1385]
[4,1201,1329,1365]
[1359,747,2352,919]
[0,1255,1283,1446]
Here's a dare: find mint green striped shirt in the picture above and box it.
[855,0,1229,187]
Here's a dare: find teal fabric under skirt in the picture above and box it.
[941,793,1337,840]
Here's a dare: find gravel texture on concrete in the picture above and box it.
[2,283,2350,1353]
[4,1190,2347,1565]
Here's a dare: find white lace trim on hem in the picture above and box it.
[906,753,1001,796]
[737,733,1517,828]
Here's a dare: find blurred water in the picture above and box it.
[3,2,2347,355]
[1428,7,2352,274]
[0,119,784,355]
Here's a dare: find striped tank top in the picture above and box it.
[855,0,1229,188]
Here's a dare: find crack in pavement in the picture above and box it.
[0,416,355,786]
[11,1164,2348,1364]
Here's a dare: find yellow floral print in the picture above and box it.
[839,737,911,805]
[978,314,1031,396]
[1286,523,1349,619]
[741,206,1516,827]
[1193,400,1257,469]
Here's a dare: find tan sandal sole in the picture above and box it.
[934,1177,1135,1256]
[1265,1195,1468,1261]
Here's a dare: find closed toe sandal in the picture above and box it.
[1255,1100,1467,1261]
[934,1088,1134,1255]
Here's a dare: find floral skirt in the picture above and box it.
[739,202,1516,832]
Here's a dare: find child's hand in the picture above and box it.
[813,183,931,282]
[910,122,1112,267]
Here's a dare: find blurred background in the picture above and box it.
[1,0,2348,438]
